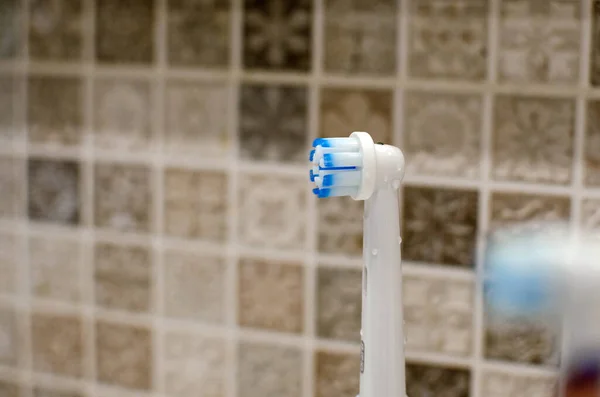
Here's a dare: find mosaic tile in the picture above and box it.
[33,387,85,397]
[408,0,488,80]
[163,329,226,397]
[28,159,80,225]
[499,0,580,84]
[27,76,83,147]
[406,362,471,397]
[167,0,230,67]
[163,168,228,241]
[0,305,18,366]
[164,81,229,158]
[94,163,152,233]
[95,0,154,64]
[402,186,478,268]
[493,96,575,185]
[316,266,361,342]
[238,258,304,333]
[31,312,83,378]
[239,84,308,163]
[581,199,600,236]
[590,0,600,85]
[585,100,600,186]
[324,0,396,76]
[94,241,151,313]
[0,156,22,219]
[404,91,482,179]
[0,232,18,295]
[482,370,557,397]
[317,196,363,257]
[95,321,152,390]
[238,341,302,397]
[0,381,20,397]
[314,350,359,397]
[30,235,81,302]
[93,78,153,151]
[0,0,20,60]
[238,173,306,250]
[29,0,83,61]
[163,249,225,323]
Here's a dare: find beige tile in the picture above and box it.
[406,362,471,397]
[314,350,359,397]
[317,196,363,257]
[0,231,19,295]
[590,0,600,85]
[0,76,16,143]
[0,380,21,397]
[482,370,557,397]
[582,199,600,236]
[585,100,600,187]
[0,305,18,366]
[0,156,23,220]
[0,0,20,60]
[33,385,86,397]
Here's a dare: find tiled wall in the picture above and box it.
[0,0,600,397]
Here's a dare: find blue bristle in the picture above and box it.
[322,174,334,187]
[317,188,331,198]
[318,165,356,171]
[309,150,315,161]
[309,169,315,182]
[322,153,334,167]
[312,188,320,196]
[312,138,326,148]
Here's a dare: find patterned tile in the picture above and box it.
[163,329,226,397]
[31,312,83,378]
[167,0,230,67]
[28,159,80,225]
[94,163,152,233]
[165,81,229,157]
[0,305,18,366]
[33,386,85,397]
[163,168,228,241]
[0,381,20,397]
[499,0,580,84]
[585,100,600,186]
[317,196,363,256]
[406,362,471,397]
[163,249,225,323]
[0,0,20,60]
[95,321,152,390]
[27,76,83,147]
[408,0,488,80]
[591,0,600,85]
[320,88,393,145]
[94,241,151,313]
[239,84,308,163]
[316,266,361,342]
[243,0,312,71]
[402,186,479,268]
[404,91,483,178]
[314,350,359,397]
[581,199,600,236]
[238,341,302,397]
[238,258,304,333]
[238,173,306,250]
[482,371,557,397]
[492,96,575,185]
[30,235,81,302]
[0,232,18,295]
[28,0,83,61]
[95,0,154,64]
[324,0,397,76]
[93,78,153,151]
[0,156,22,219]
[404,275,474,356]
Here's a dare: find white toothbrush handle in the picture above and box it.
[359,187,406,397]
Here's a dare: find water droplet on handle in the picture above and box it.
[371,249,378,256]
[398,236,402,244]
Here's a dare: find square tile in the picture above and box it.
[404,275,474,356]
[406,362,471,397]
[93,78,153,151]
[163,329,226,397]
[163,168,228,241]
[165,81,229,158]
[95,320,152,390]
[243,0,312,71]
[314,350,359,397]
[28,159,81,225]
[493,96,575,185]
[239,84,308,163]
[0,381,20,397]
[28,0,83,61]
[316,266,361,342]
[585,100,600,186]
[499,0,581,84]
[591,0,600,85]
[324,0,397,76]
[238,258,304,333]
[238,173,306,250]
[408,0,488,80]
[94,163,152,233]
[167,0,230,67]
[404,91,482,178]
[0,156,22,219]
[0,232,19,295]
[0,76,16,143]
[94,241,151,313]
[0,305,18,366]
[30,235,82,302]
[320,88,393,145]
[317,196,363,257]
[33,386,85,397]
[0,0,21,60]
[95,0,154,64]
[27,76,83,147]
[402,186,479,268]
[31,312,83,378]
[238,341,302,397]
[163,249,225,323]
[582,199,600,235]
[482,371,557,397]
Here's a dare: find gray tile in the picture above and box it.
[0,381,21,397]
[591,0,600,85]
[586,100,600,186]
[0,0,21,60]
[29,0,83,61]
[406,362,471,397]
[317,196,363,257]
[0,232,19,295]
[0,156,23,220]
[0,305,18,366]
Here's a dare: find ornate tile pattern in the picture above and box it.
[0,305,18,366]
[492,96,575,185]
[243,0,312,71]
[481,371,557,397]
[585,100,600,186]
[238,258,304,334]
[402,186,479,268]
[406,363,471,397]
[0,156,22,219]
[239,84,308,163]
[408,0,488,80]
[0,232,18,295]
[404,91,483,178]
[317,196,363,256]
[323,0,396,76]
[314,350,359,397]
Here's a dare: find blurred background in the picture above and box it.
[0,0,599,396]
